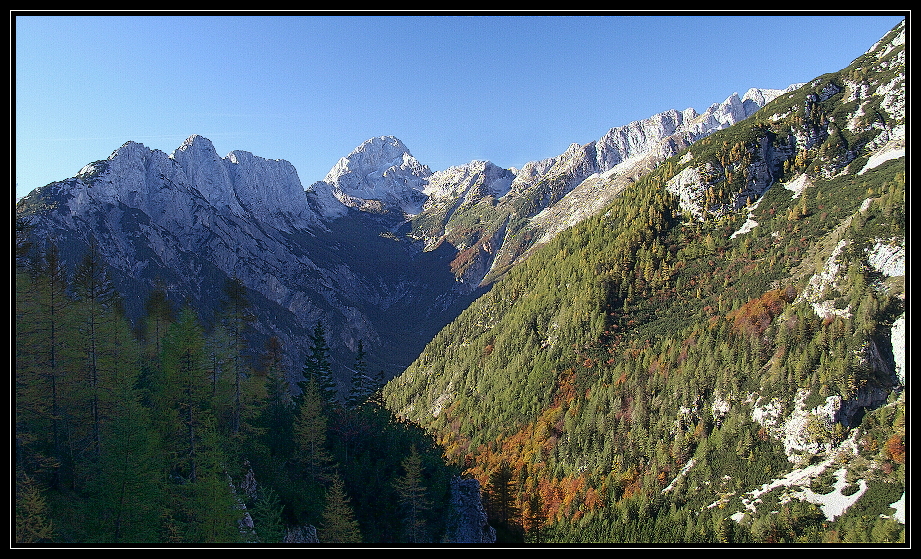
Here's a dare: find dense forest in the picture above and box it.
[14,231,468,544]
[382,47,907,542]
[384,153,905,544]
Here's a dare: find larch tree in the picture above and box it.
[71,240,119,459]
[292,377,334,487]
[392,444,431,543]
[219,276,256,436]
[320,473,363,544]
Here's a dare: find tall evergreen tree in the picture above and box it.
[320,473,363,544]
[159,307,210,483]
[219,276,256,436]
[299,322,337,407]
[393,444,431,543]
[486,461,521,534]
[80,385,163,543]
[250,486,285,544]
[346,340,372,408]
[260,336,294,459]
[291,377,334,487]
[142,279,174,362]
[71,240,119,459]
[27,241,74,489]
[14,474,55,543]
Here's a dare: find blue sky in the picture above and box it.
[14,13,906,200]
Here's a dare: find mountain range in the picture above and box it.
[15,19,906,544]
[17,80,800,390]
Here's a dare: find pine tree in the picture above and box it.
[299,322,337,407]
[393,445,431,543]
[346,340,372,408]
[320,473,363,544]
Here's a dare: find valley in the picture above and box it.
[15,19,906,545]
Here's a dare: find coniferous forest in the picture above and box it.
[14,235,463,544]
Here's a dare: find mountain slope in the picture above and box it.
[407,86,800,288]
[16,134,478,387]
[16,82,798,393]
[382,20,906,543]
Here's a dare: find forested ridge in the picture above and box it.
[384,155,905,544]
[382,25,907,542]
[14,234,465,544]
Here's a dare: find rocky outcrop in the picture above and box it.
[284,524,319,544]
[17,135,475,391]
[446,477,495,544]
[309,136,432,218]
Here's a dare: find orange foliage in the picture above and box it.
[727,288,794,337]
[458,373,611,527]
[884,433,905,464]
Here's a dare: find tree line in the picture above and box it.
[15,222,462,544]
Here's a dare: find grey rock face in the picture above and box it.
[447,477,496,544]
[18,135,474,391]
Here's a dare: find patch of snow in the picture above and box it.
[860,144,905,175]
[730,198,762,239]
[782,174,814,199]
[891,314,905,385]
[794,468,868,521]
[662,458,696,493]
[883,492,906,524]
[731,430,867,522]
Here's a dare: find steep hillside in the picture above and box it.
[382,20,906,544]
[408,86,799,288]
[15,135,479,389]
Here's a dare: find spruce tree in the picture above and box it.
[299,322,337,407]
[346,340,372,408]
[486,461,520,535]
[250,486,285,544]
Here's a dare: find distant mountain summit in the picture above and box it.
[309,136,433,218]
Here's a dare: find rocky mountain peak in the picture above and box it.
[313,135,433,217]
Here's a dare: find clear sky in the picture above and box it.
[14,12,906,200]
